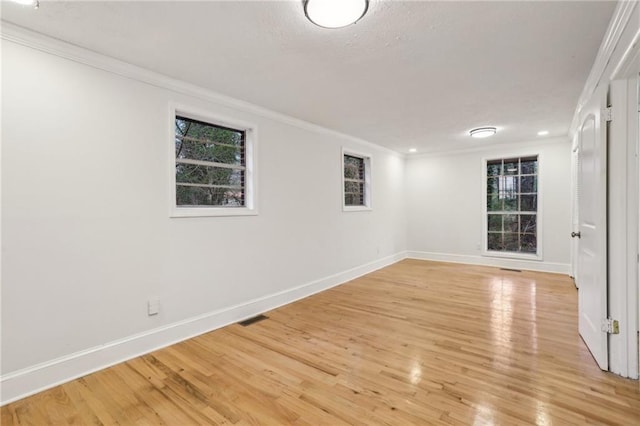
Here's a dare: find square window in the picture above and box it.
[343,150,371,210]
[171,108,257,217]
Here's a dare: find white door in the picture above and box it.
[576,88,608,370]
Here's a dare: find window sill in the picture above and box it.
[482,250,542,261]
[343,205,372,212]
[171,206,258,218]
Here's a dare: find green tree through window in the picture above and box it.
[175,116,246,207]
[486,156,538,254]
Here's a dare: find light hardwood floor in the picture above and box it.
[2,260,639,425]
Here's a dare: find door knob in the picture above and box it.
[571,231,581,238]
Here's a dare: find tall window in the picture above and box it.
[486,156,538,255]
[171,109,257,217]
[343,150,371,210]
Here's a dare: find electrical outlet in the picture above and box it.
[148,297,160,316]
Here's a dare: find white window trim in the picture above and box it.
[169,103,258,218]
[481,153,543,261]
[342,148,372,212]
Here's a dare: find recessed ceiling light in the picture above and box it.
[10,0,38,8]
[469,127,497,139]
[304,0,369,29]
[537,130,549,136]
[409,148,417,153]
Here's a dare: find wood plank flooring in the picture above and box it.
[2,259,639,425]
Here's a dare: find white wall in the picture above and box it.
[0,38,406,402]
[0,23,580,403]
[405,139,572,273]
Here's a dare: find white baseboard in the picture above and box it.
[0,252,405,406]
[406,251,570,274]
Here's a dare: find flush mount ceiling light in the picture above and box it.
[409,148,417,153]
[469,127,497,139]
[10,0,39,8]
[537,130,549,136]
[304,0,369,29]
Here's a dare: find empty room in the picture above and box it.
[1,0,640,424]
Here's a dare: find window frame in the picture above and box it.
[482,153,543,261]
[169,104,258,218]
[342,148,372,212]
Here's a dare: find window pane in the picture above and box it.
[499,176,517,198]
[521,234,537,253]
[503,214,518,232]
[488,233,503,251]
[520,214,536,233]
[176,117,244,165]
[344,155,364,179]
[487,177,499,195]
[487,194,502,211]
[504,197,517,211]
[503,233,519,251]
[504,159,519,175]
[520,194,537,212]
[519,176,537,193]
[176,163,243,187]
[487,160,502,176]
[176,185,243,206]
[521,157,537,174]
[488,214,502,232]
[345,193,363,206]
[175,115,246,208]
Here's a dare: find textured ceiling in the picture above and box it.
[1,1,616,153]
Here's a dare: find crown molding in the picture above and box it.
[569,0,638,136]
[406,136,569,159]
[0,22,402,158]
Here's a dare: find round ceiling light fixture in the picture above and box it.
[304,0,369,29]
[469,127,497,139]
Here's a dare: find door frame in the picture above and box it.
[607,78,639,379]
[608,29,640,378]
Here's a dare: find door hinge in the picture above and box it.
[602,317,620,334]
[605,106,613,122]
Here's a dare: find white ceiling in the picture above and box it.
[1,0,616,153]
